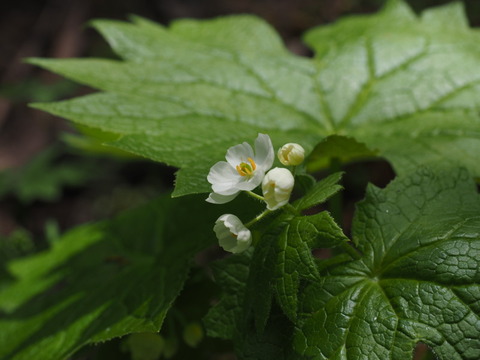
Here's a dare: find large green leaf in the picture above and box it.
[0,195,254,360]
[29,1,480,197]
[294,167,480,360]
[304,0,480,176]
[28,15,321,197]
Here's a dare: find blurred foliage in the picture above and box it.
[74,266,235,360]
[0,145,97,204]
[0,228,35,288]
[0,79,78,103]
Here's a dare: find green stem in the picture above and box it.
[246,190,265,202]
[245,209,271,228]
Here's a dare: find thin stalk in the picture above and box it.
[246,190,265,202]
[245,209,271,228]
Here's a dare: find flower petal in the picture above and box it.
[225,142,254,168]
[207,161,238,184]
[235,170,264,191]
[206,192,239,204]
[207,161,242,195]
[253,133,274,171]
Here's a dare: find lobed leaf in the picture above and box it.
[294,167,480,360]
[304,0,480,176]
[29,1,480,196]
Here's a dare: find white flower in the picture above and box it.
[277,143,305,166]
[206,134,274,204]
[262,167,295,210]
[214,214,252,253]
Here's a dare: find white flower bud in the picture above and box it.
[262,167,294,210]
[213,214,252,253]
[277,143,305,166]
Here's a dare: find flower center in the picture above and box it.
[236,157,257,177]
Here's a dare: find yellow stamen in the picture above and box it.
[248,157,256,171]
[236,157,257,177]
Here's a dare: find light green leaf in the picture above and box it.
[29,1,480,196]
[0,194,245,360]
[304,1,480,176]
[294,167,480,360]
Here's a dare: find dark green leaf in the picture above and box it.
[245,225,279,335]
[294,172,343,212]
[275,212,352,321]
[204,245,303,360]
[203,249,252,339]
[0,195,239,360]
[236,310,300,360]
[294,167,480,360]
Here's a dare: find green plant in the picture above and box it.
[1,1,479,359]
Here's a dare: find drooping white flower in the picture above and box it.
[277,143,305,166]
[262,167,295,210]
[206,134,274,204]
[214,214,252,253]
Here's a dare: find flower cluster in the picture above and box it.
[207,134,304,254]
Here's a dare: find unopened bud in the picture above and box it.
[277,143,305,166]
[214,214,252,253]
[262,168,294,210]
